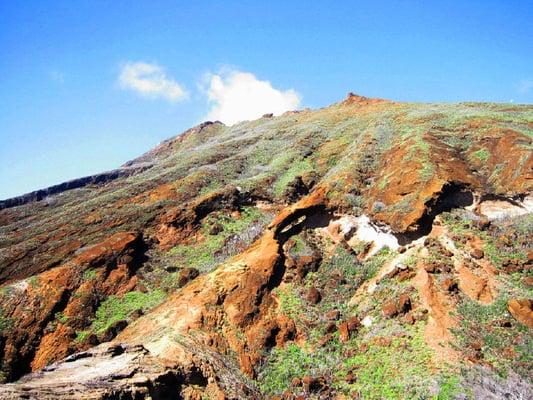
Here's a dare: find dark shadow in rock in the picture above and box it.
[396,181,474,245]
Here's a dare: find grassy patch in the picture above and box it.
[272,284,305,322]
[258,344,315,394]
[259,238,442,398]
[85,290,166,335]
[162,205,268,277]
[435,374,463,399]
[273,158,313,197]
[470,148,490,163]
[337,325,435,399]
[452,294,532,379]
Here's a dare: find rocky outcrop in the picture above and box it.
[119,188,328,378]
[0,188,331,397]
[508,299,533,328]
[0,232,147,382]
[0,342,257,400]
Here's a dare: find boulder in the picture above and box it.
[404,311,415,325]
[440,277,458,293]
[338,317,360,343]
[346,316,361,332]
[324,321,337,334]
[381,300,398,318]
[470,248,484,259]
[306,287,322,305]
[326,310,341,320]
[301,376,327,393]
[345,373,357,384]
[507,299,533,328]
[177,267,200,287]
[339,322,350,343]
[397,268,415,282]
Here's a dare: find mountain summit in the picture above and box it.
[0,94,532,399]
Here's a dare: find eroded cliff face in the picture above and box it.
[0,95,531,399]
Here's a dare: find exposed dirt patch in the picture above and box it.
[413,265,459,365]
[436,227,498,304]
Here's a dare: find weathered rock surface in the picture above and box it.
[0,231,147,381]
[0,342,257,399]
[508,299,533,328]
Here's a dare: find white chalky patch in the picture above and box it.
[354,215,399,256]
[478,195,533,220]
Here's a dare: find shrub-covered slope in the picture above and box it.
[0,94,531,399]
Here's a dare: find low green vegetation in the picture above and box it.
[162,205,268,276]
[258,344,316,394]
[482,214,531,271]
[55,312,69,324]
[441,210,532,382]
[77,289,166,340]
[259,235,448,398]
[273,158,313,197]
[453,294,532,379]
[470,148,490,163]
[336,325,435,399]
[322,244,390,297]
[435,374,464,400]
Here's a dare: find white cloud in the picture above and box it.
[518,79,533,94]
[202,69,301,125]
[118,62,188,101]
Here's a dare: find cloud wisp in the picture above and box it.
[202,69,301,125]
[118,62,188,101]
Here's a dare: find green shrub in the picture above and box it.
[90,290,166,334]
[273,159,313,197]
[337,325,435,399]
[435,374,463,399]
[258,344,312,394]
[164,206,268,276]
[470,148,490,163]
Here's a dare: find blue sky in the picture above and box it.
[1,1,532,200]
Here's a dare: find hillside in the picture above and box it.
[0,94,532,399]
